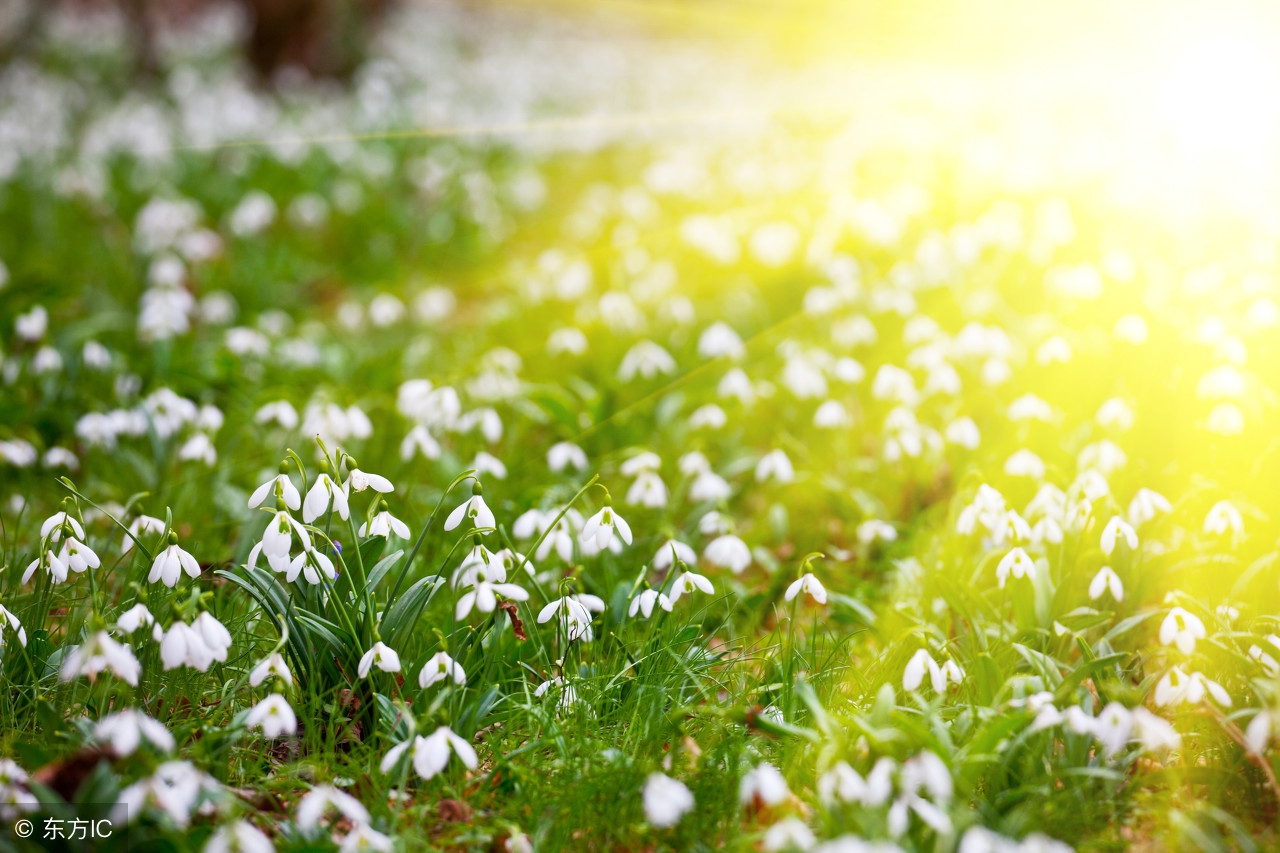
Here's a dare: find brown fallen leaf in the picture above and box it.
[33,747,116,801]
[438,799,473,823]
[499,602,527,640]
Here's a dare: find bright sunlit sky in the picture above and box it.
[518,0,1280,212]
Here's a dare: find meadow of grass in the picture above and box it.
[3,3,1280,852]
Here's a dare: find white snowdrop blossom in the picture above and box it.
[537,596,597,642]
[1154,666,1231,707]
[1159,607,1206,655]
[705,535,752,573]
[1204,500,1244,536]
[668,570,715,604]
[296,786,370,833]
[418,651,466,688]
[445,494,496,532]
[643,773,695,828]
[95,710,175,756]
[380,726,478,780]
[996,547,1035,588]
[580,505,632,549]
[755,449,795,484]
[246,693,298,737]
[160,613,232,672]
[1088,566,1124,602]
[629,588,673,619]
[61,630,141,686]
[740,762,789,808]
[303,473,349,522]
[250,652,292,687]
[359,509,411,540]
[547,441,588,472]
[1100,516,1138,556]
[346,468,394,494]
[205,820,274,853]
[903,649,964,693]
[785,573,827,604]
[248,473,301,511]
[358,642,402,678]
[149,541,202,587]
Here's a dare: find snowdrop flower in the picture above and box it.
[123,513,166,553]
[705,534,751,573]
[1154,666,1231,707]
[418,651,466,688]
[0,605,26,647]
[454,558,529,620]
[400,425,442,461]
[95,710,175,756]
[618,340,677,381]
[260,510,311,569]
[762,818,816,851]
[537,596,596,642]
[149,539,202,587]
[652,539,697,572]
[41,511,85,542]
[296,785,370,833]
[857,520,897,545]
[23,547,68,584]
[303,472,349,523]
[819,759,894,807]
[59,537,100,574]
[698,321,745,359]
[61,630,141,685]
[643,772,695,828]
[287,543,337,585]
[996,547,1035,588]
[888,751,953,836]
[1004,449,1046,478]
[347,468,394,494]
[1100,517,1138,556]
[248,473,301,511]
[690,468,732,502]
[1132,707,1182,753]
[1092,703,1133,757]
[626,471,669,508]
[903,648,964,693]
[338,824,393,853]
[785,573,827,604]
[358,642,402,678]
[1159,607,1206,655]
[755,449,795,484]
[534,676,583,711]
[115,760,221,828]
[547,441,588,472]
[689,404,728,429]
[1204,500,1244,536]
[15,305,48,340]
[740,762,789,808]
[944,417,981,449]
[359,508,410,540]
[1246,710,1271,756]
[380,726,478,780]
[160,612,232,672]
[1127,488,1172,527]
[1088,566,1124,602]
[247,693,297,737]
[445,493,496,532]
[580,504,632,548]
[205,820,274,853]
[629,588,673,618]
[255,400,299,429]
[668,570,714,604]
[814,400,852,429]
[249,652,292,687]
